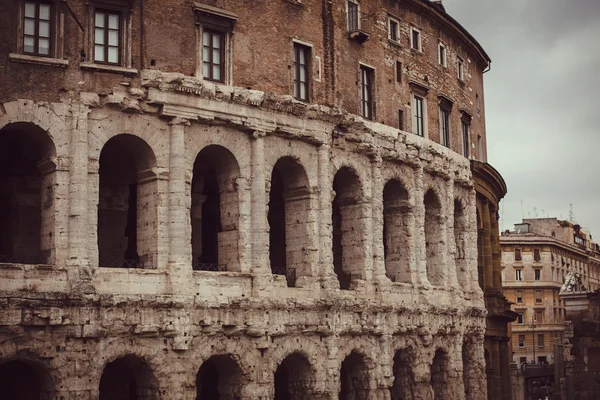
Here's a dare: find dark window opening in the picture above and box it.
[340,352,369,400]
[398,109,404,130]
[534,248,541,262]
[411,29,421,51]
[199,171,221,265]
[431,350,449,400]
[383,180,410,283]
[360,65,374,120]
[440,107,450,147]
[274,353,313,400]
[462,120,470,158]
[390,350,415,400]
[268,169,287,275]
[99,356,156,400]
[293,43,310,101]
[23,1,52,56]
[347,1,359,31]
[196,355,244,400]
[535,269,541,281]
[396,61,402,83]
[413,95,424,136]
[389,18,398,41]
[0,361,49,400]
[425,190,443,285]
[515,248,522,261]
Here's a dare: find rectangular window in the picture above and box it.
[515,269,522,281]
[396,61,402,83]
[538,334,545,347]
[536,310,544,323]
[293,43,311,101]
[413,95,424,136]
[517,313,524,324]
[477,134,483,161]
[360,65,374,120]
[462,120,470,158]
[457,56,465,80]
[94,10,120,64]
[535,290,542,304]
[534,248,541,262]
[23,1,52,56]
[398,109,404,130]
[518,335,525,348]
[388,17,399,42]
[516,290,523,303]
[535,269,541,281]
[202,30,224,82]
[410,28,421,51]
[438,43,447,67]
[347,1,359,31]
[515,248,522,261]
[440,107,450,147]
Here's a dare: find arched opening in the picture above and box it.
[268,157,311,287]
[390,349,415,400]
[339,351,369,400]
[454,199,469,288]
[99,355,157,400]
[0,123,56,265]
[191,145,240,272]
[0,359,54,399]
[424,189,443,285]
[431,349,450,400]
[332,167,364,290]
[98,134,157,269]
[383,179,411,283]
[274,352,314,400]
[196,354,244,400]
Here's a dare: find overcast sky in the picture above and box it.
[444,0,600,238]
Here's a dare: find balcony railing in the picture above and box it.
[346,10,371,43]
[271,266,296,288]
[193,262,227,272]
[101,259,144,269]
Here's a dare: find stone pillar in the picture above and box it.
[317,143,337,288]
[168,118,192,289]
[445,178,460,289]
[68,103,90,281]
[414,165,428,286]
[371,155,386,284]
[250,131,271,294]
[490,207,502,292]
[481,200,494,291]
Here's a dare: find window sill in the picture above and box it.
[410,47,423,55]
[388,39,402,48]
[9,53,69,68]
[80,62,138,75]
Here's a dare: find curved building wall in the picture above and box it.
[0,1,493,399]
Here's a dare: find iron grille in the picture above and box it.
[101,259,144,269]
[193,262,227,272]
[271,266,296,288]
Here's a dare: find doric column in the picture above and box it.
[371,154,387,283]
[250,130,271,295]
[167,118,193,293]
[317,143,337,288]
[67,103,90,274]
[445,178,459,289]
[414,165,428,285]
[481,200,493,291]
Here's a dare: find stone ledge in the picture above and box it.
[8,53,69,68]
[80,62,138,75]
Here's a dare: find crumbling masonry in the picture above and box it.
[0,0,502,398]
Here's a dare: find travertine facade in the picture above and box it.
[0,0,498,399]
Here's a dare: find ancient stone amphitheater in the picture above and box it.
[0,0,510,399]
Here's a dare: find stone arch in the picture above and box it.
[99,354,157,400]
[273,351,315,400]
[390,347,416,400]
[430,348,450,400]
[196,354,246,400]
[462,336,479,400]
[268,156,312,287]
[424,188,444,286]
[332,166,366,289]
[97,134,159,269]
[0,122,58,265]
[192,144,241,272]
[0,358,55,400]
[339,350,371,400]
[454,197,469,288]
[383,179,411,283]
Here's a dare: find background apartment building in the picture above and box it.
[501,218,600,365]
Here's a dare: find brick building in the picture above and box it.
[0,0,508,398]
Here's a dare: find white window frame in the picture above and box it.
[518,335,525,347]
[388,15,400,43]
[292,39,313,102]
[457,56,465,81]
[516,269,522,281]
[517,313,524,325]
[410,27,422,52]
[86,4,132,68]
[438,42,447,67]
